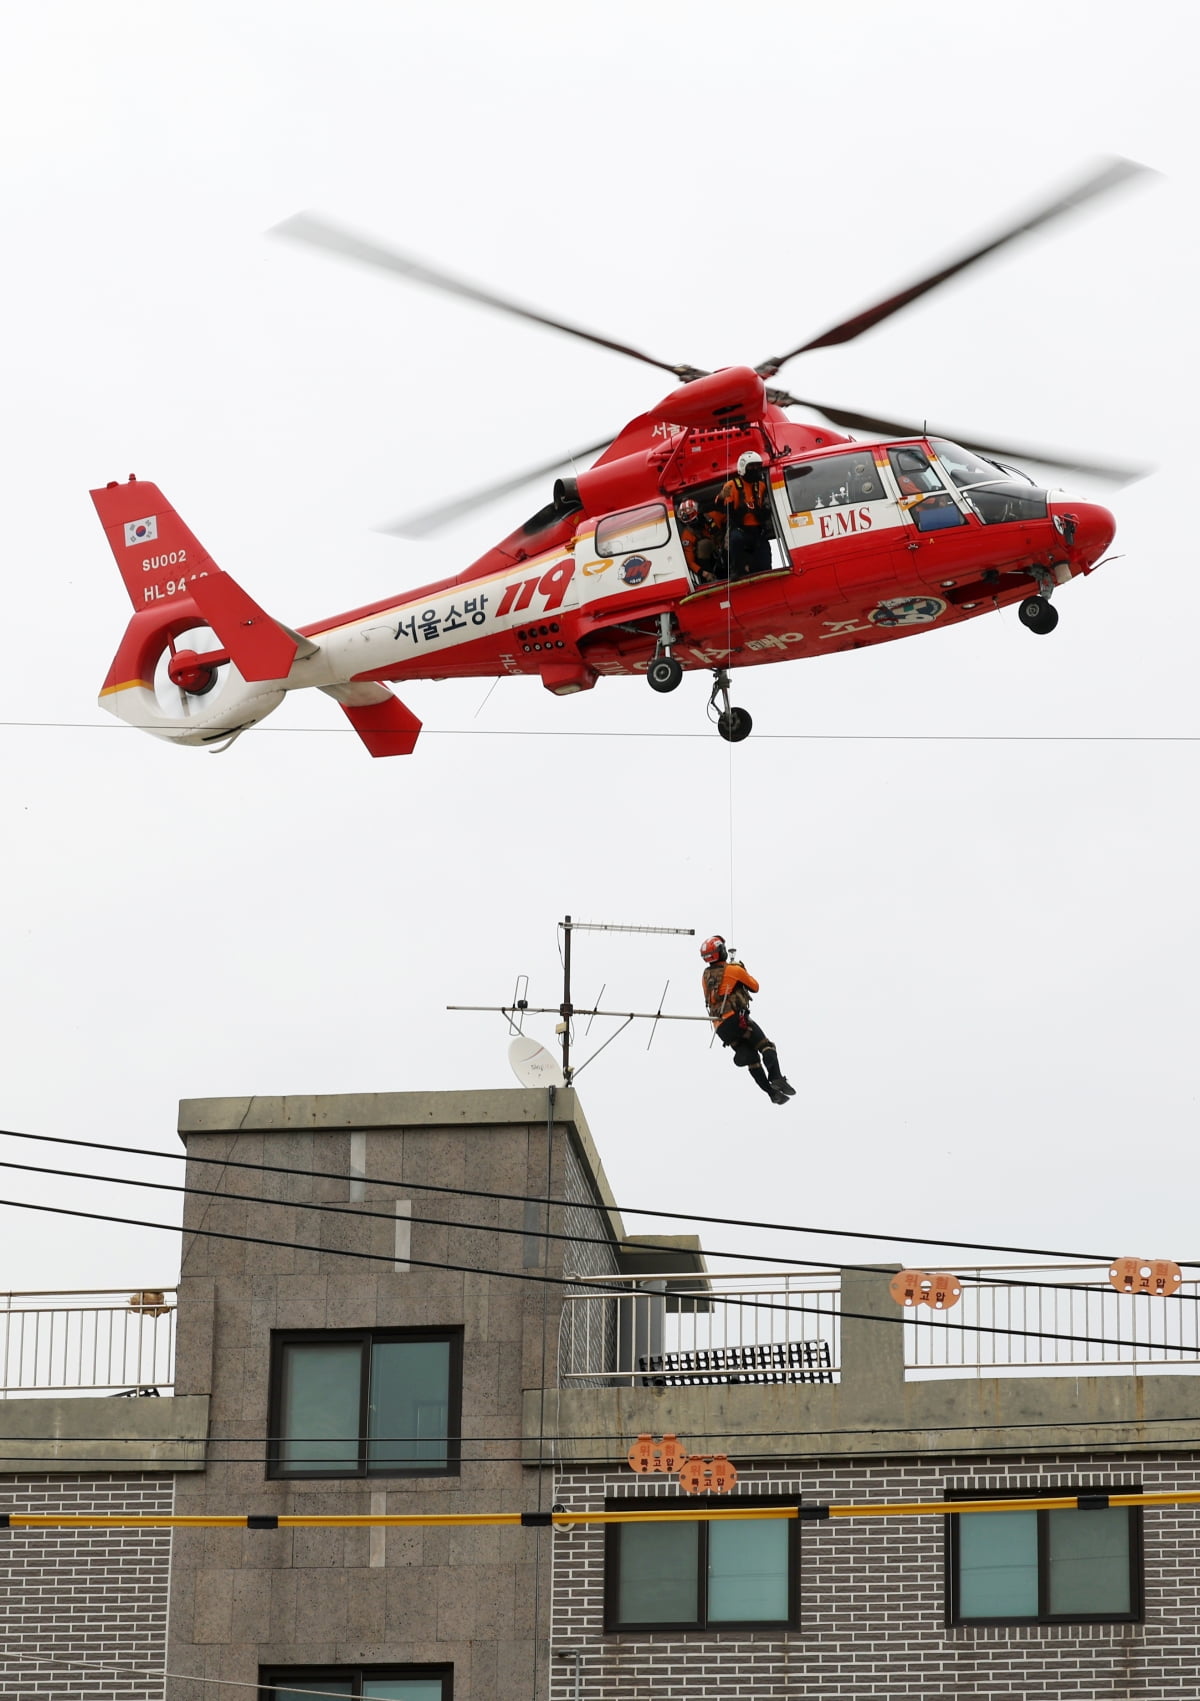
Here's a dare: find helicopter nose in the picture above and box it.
[1052,497,1115,568]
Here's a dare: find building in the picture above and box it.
[2,1088,1200,1699]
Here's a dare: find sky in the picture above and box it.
[1,0,1197,1307]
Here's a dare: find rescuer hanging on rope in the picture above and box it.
[700,935,795,1106]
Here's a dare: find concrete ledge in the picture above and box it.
[522,1376,1200,1463]
[0,1394,209,1470]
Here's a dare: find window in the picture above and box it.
[888,446,967,532]
[929,439,1048,524]
[260,1666,451,1699]
[948,1493,1141,1624]
[784,450,887,514]
[269,1330,461,1479]
[595,502,670,557]
[605,1499,796,1631]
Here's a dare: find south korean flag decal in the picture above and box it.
[124,516,158,546]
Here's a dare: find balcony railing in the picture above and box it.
[559,1265,1200,1387]
[905,1264,1200,1377]
[559,1271,842,1388]
[0,1288,177,1396]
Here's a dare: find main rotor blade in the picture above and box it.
[273,213,693,379]
[378,438,614,539]
[774,392,1149,485]
[757,157,1153,376]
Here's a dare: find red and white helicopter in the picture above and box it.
[93,160,1147,757]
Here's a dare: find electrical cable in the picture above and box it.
[4,1488,1200,1527]
[3,718,1200,743]
[4,1147,1170,1303]
[0,1192,1194,1359]
[4,1124,1190,1272]
[0,1648,355,1699]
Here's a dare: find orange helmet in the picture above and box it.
[700,935,727,963]
[678,498,700,524]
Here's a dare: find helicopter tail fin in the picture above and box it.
[91,477,316,683]
[321,682,423,757]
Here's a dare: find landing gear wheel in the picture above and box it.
[1018,595,1059,635]
[717,707,753,743]
[647,655,683,693]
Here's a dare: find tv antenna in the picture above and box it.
[449,913,707,1086]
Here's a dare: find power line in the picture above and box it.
[5,1125,1186,1272]
[2,718,1199,743]
[0,1649,349,1700]
[0,1193,1194,1358]
[3,1148,1174,1304]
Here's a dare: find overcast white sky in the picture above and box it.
[1,1,1196,1299]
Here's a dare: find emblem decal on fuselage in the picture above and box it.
[618,555,651,587]
[869,596,946,628]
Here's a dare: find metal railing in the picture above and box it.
[0,1288,177,1396]
[559,1271,841,1387]
[559,1265,1200,1387]
[905,1264,1200,1377]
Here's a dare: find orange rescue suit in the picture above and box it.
[702,960,759,1027]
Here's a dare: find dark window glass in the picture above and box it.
[930,440,1048,523]
[270,1331,460,1479]
[607,1501,795,1631]
[261,1667,451,1700]
[784,451,887,513]
[950,1495,1140,1623]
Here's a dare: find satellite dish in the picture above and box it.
[508,1035,566,1090]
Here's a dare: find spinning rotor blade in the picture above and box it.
[378,437,614,538]
[756,157,1152,376]
[772,390,1148,485]
[273,213,697,379]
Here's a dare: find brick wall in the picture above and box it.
[0,1473,171,1699]
[550,1450,1200,1699]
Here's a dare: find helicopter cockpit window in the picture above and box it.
[595,502,671,558]
[887,446,966,532]
[784,452,885,514]
[930,440,1049,525]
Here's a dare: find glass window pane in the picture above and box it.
[368,1339,450,1471]
[363,1682,445,1700]
[617,1521,699,1624]
[957,1511,1038,1618]
[279,1343,362,1474]
[1047,1509,1132,1615]
[596,503,669,557]
[785,452,887,513]
[708,1517,789,1622]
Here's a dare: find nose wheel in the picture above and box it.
[1019,594,1059,635]
[709,668,753,742]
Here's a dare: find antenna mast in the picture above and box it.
[449,914,702,1084]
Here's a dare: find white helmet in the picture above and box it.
[737,451,764,477]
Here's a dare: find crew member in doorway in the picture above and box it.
[718,452,774,578]
[678,496,725,583]
[700,935,795,1105]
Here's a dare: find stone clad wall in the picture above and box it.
[0,1473,172,1699]
[549,1450,1200,1700]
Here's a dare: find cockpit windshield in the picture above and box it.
[930,440,1048,525]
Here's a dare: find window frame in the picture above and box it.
[603,1494,799,1633]
[258,1663,453,1700]
[946,1487,1143,1626]
[594,502,671,558]
[267,1327,463,1481]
